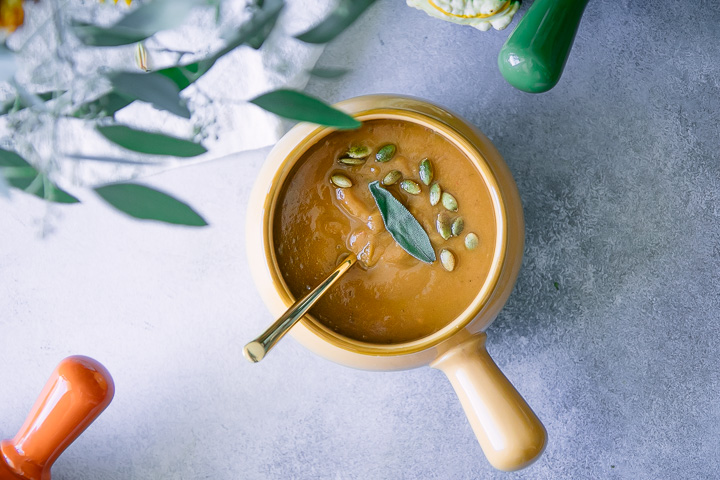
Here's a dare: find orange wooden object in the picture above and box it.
[0,356,114,480]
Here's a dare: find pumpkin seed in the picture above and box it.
[382,170,402,186]
[440,249,456,271]
[436,213,452,240]
[330,174,353,188]
[429,182,441,206]
[338,156,367,166]
[451,216,464,236]
[441,192,458,212]
[400,179,421,195]
[419,158,433,185]
[465,233,479,250]
[375,144,396,163]
[346,145,371,159]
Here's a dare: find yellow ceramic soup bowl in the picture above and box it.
[246,95,546,471]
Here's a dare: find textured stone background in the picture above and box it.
[1,1,719,479]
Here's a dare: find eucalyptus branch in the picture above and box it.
[0,0,378,227]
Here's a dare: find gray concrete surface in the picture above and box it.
[1,1,720,479]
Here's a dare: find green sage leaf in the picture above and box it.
[368,181,435,264]
[0,148,79,203]
[95,183,207,226]
[96,125,207,157]
[295,0,377,44]
[307,67,349,79]
[250,89,360,129]
[111,72,190,119]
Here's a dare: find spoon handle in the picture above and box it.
[244,254,357,363]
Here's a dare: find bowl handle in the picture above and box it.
[431,333,546,471]
[0,356,114,480]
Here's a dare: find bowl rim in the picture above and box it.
[259,103,509,357]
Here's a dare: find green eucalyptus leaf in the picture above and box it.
[95,182,207,226]
[155,1,285,91]
[111,72,191,118]
[10,174,80,203]
[295,0,376,44]
[73,91,135,118]
[0,148,79,203]
[73,0,202,46]
[37,92,58,101]
[2,169,38,192]
[96,125,207,157]
[155,65,198,91]
[194,0,285,78]
[0,44,17,82]
[2,89,63,117]
[11,82,50,112]
[0,97,16,116]
[244,18,277,49]
[0,174,9,198]
[244,0,284,49]
[217,0,284,56]
[250,89,360,129]
[1,166,37,179]
[64,154,151,165]
[0,147,31,168]
[114,0,200,33]
[307,67,349,79]
[72,22,147,47]
[37,176,81,203]
[368,181,435,264]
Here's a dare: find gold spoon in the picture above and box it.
[244,253,357,363]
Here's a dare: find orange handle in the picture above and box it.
[432,334,546,471]
[0,356,115,480]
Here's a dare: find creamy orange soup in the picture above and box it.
[273,119,497,344]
